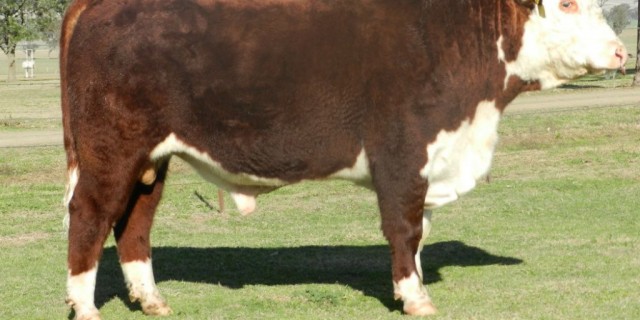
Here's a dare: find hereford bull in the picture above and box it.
[60,0,627,318]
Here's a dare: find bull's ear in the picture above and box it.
[514,0,546,17]
[514,0,537,7]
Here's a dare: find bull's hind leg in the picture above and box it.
[374,168,437,316]
[114,161,172,316]
[66,165,142,320]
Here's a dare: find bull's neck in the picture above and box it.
[415,0,539,113]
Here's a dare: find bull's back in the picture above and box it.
[62,0,423,180]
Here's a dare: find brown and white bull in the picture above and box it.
[60,0,626,318]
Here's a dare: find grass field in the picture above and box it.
[0,84,61,133]
[1,87,640,319]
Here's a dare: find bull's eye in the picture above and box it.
[559,0,578,13]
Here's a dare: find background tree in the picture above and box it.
[0,0,69,81]
[633,0,640,86]
[1,1,35,81]
[36,0,70,57]
[605,3,631,35]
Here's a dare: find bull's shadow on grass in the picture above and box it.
[94,241,522,313]
[559,83,604,89]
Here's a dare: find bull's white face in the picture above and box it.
[506,0,627,89]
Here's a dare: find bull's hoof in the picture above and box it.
[142,301,173,316]
[73,310,101,320]
[403,297,438,316]
[67,298,102,320]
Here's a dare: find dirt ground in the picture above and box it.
[506,86,640,114]
[1,86,639,148]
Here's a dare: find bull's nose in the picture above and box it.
[615,44,628,73]
[615,45,628,62]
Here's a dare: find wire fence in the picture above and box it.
[0,44,61,82]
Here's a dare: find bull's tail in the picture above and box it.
[60,0,90,170]
[60,0,90,229]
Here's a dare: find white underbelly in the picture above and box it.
[150,133,287,188]
[149,133,372,214]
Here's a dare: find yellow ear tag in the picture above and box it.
[534,0,546,18]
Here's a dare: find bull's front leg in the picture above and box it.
[414,210,433,282]
[374,166,436,316]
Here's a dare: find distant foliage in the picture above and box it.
[0,0,70,80]
[604,4,631,35]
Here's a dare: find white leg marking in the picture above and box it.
[414,210,433,281]
[397,211,436,316]
[63,167,79,231]
[67,265,101,320]
[121,259,172,316]
[394,272,437,316]
[230,192,257,216]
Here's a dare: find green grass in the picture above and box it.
[1,99,640,319]
[0,84,61,132]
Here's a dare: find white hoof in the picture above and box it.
[129,290,172,316]
[394,272,437,316]
[141,301,173,316]
[403,296,438,316]
[67,303,101,320]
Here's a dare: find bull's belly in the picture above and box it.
[149,133,372,214]
[149,133,284,214]
[420,100,501,208]
[149,100,500,214]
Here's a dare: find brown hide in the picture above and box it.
[63,0,533,183]
[61,0,538,317]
